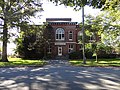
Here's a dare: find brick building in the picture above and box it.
[45,18,81,59]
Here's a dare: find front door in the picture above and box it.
[58,46,62,56]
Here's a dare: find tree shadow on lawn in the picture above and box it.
[0,66,120,90]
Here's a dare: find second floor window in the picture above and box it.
[56,28,65,40]
[69,31,73,40]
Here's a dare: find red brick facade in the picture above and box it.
[46,18,80,58]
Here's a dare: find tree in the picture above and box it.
[42,24,53,59]
[49,0,120,10]
[15,25,44,59]
[15,23,53,59]
[81,7,86,64]
[48,0,106,64]
[49,0,120,59]
[102,16,120,55]
[101,0,120,55]
[83,15,104,62]
[49,0,106,9]
[0,0,42,62]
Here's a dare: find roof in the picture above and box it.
[48,22,78,25]
[46,18,72,22]
[45,18,78,25]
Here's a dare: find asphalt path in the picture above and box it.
[0,60,120,90]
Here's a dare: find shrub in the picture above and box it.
[85,51,94,59]
[69,51,83,59]
[46,53,52,59]
[98,53,116,58]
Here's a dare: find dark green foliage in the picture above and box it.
[17,33,44,59]
[87,43,117,59]
[0,0,42,62]
[50,0,120,11]
[98,52,117,59]
[69,49,117,59]
[69,50,94,59]
[22,34,43,59]
[15,25,44,59]
[85,49,94,59]
[49,0,106,9]
[69,50,83,59]
[15,24,53,60]
[46,53,52,59]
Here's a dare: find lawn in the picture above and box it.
[0,58,46,67]
[69,58,120,67]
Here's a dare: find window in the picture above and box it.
[56,28,65,40]
[68,44,74,53]
[48,46,51,53]
[78,31,83,43]
[79,44,83,50]
[69,31,73,40]
[89,34,95,42]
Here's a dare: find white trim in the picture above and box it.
[68,31,73,41]
[68,44,74,53]
[66,42,76,43]
[58,46,62,56]
[54,42,77,45]
[55,42,66,45]
[48,46,51,53]
[55,28,65,41]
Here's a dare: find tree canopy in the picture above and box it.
[49,0,106,9]
[0,0,42,62]
[49,0,120,11]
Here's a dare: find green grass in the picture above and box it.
[0,58,46,67]
[69,58,120,67]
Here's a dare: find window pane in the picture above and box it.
[59,30,62,34]
[59,34,61,39]
[48,46,51,53]
[61,30,64,34]
[71,45,73,48]
[69,45,73,48]
[69,31,73,40]
[68,48,71,53]
[68,45,74,53]
[69,45,71,48]
[56,28,65,40]
[69,34,72,39]
[62,34,64,39]
[56,34,58,39]
[70,31,72,33]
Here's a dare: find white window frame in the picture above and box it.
[58,46,62,56]
[68,31,73,41]
[48,45,52,53]
[68,44,74,53]
[56,28,65,40]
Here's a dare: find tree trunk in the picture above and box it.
[82,6,86,64]
[43,45,47,60]
[1,22,8,62]
[95,51,98,63]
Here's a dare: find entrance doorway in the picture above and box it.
[58,46,62,56]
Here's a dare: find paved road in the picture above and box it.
[0,60,120,90]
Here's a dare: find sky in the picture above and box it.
[1,0,101,55]
[31,0,101,24]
